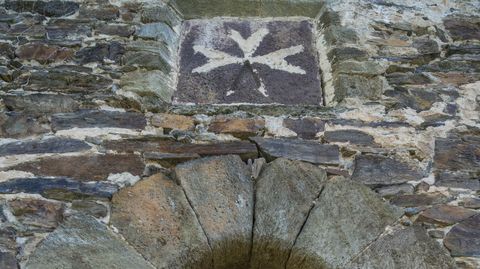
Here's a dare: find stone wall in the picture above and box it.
[0,0,479,268]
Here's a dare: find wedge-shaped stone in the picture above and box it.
[175,155,253,269]
[251,137,340,165]
[111,174,212,269]
[251,158,327,269]
[24,214,154,269]
[286,177,402,269]
[347,225,456,269]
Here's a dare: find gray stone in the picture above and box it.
[175,19,322,105]
[389,192,451,207]
[0,251,17,269]
[119,70,175,104]
[0,112,49,138]
[111,173,212,269]
[143,152,200,167]
[79,5,119,21]
[334,60,386,76]
[51,110,146,131]
[8,198,64,231]
[121,51,171,73]
[352,155,424,187]
[334,74,383,101]
[413,38,440,55]
[386,72,432,85]
[24,214,154,269]
[324,129,375,145]
[2,93,79,115]
[71,200,108,218]
[251,158,327,269]
[135,23,178,47]
[0,177,118,200]
[375,183,414,198]
[327,47,369,64]
[444,15,480,41]
[323,26,359,45]
[460,198,480,209]
[175,155,253,269]
[75,42,125,64]
[286,177,402,269]
[46,19,92,40]
[95,23,135,37]
[11,154,145,182]
[444,214,480,257]
[0,137,91,156]
[5,0,79,17]
[283,118,325,140]
[251,137,340,165]
[347,225,456,269]
[141,6,181,27]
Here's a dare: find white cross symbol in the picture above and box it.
[191,28,306,97]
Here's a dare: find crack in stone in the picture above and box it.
[284,185,326,269]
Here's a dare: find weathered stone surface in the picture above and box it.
[347,225,456,269]
[286,177,402,269]
[5,0,79,17]
[0,177,118,200]
[51,110,146,130]
[416,205,477,226]
[175,155,253,269]
[334,74,383,100]
[2,93,79,114]
[0,251,17,269]
[334,60,386,75]
[8,198,64,231]
[175,19,322,105]
[324,129,375,145]
[208,117,264,139]
[460,198,480,209]
[71,200,108,218]
[352,155,424,187]
[121,51,171,72]
[386,72,432,85]
[0,112,49,138]
[444,214,480,257]
[46,19,92,40]
[390,192,451,207]
[95,23,134,37]
[79,5,119,21]
[141,5,181,26]
[136,22,177,46]
[375,183,414,198]
[444,15,480,41]
[151,113,195,132]
[251,137,340,165]
[24,214,154,269]
[111,173,212,269]
[104,139,258,160]
[252,158,327,269]
[384,87,442,112]
[328,47,369,64]
[119,70,174,104]
[0,137,91,156]
[143,152,200,167]
[11,154,144,181]
[75,42,124,64]
[283,117,324,139]
[15,43,73,64]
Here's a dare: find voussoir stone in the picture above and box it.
[51,110,146,130]
[347,225,456,269]
[251,137,340,165]
[111,173,212,269]
[175,155,253,269]
[444,214,480,257]
[286,177,402,269]
[25,214,154,269]
[0,137,91,156]
[11,154,145,181]
[352,154,424,187]
[251,158,327,269]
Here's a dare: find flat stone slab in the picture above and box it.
[0,137,91,156]
[111,174,212,269]
[251,137,340,165]
[251,158,327,269]
[175,155,253,269]
[175,19,322,105]
[11,154,145,181]
[51,110,146,130]
[416,204,477,226]
[25,214,154,269]
[347,225,456,268]
[444,214,480,257]
[286,177,402,269]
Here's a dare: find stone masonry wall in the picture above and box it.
[0,0,479,268]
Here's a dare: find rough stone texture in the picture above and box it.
[444,214,480,257]
[286,177,402,269]
[347,225,456,269]
[251,158,327,269]
[0,112,49,138]
[282,118,325,139]
[2,94,79,115]
[176,19,322,105]
[51,110,147,131]
[352,155,424,187]
[460,198,480,209]
[5,0,80,17]
[175,155,253,269]
[208,117,265,139]
[143,152,200,167]
[8,198,64,231]
[416,205,477,226]
[11,154,145,181]
[24,214,154,269]
[251,137,340,165]
[0,137,91,156]
[151,113,195,132]
[111,173,212,269]
[15,43,73,64]
[324,129,375,145]
[389,192,452,208]
[0,177,118,200]
[71,200,108,218]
